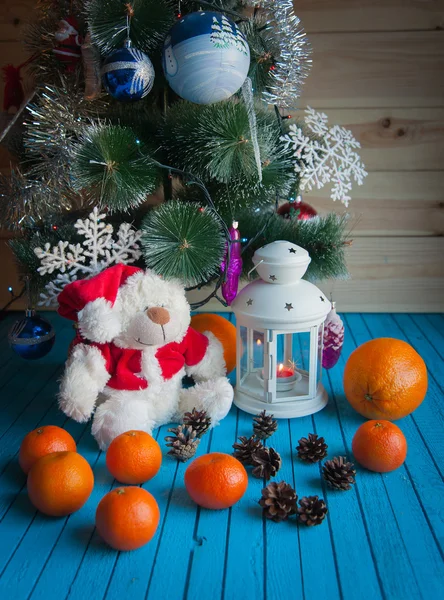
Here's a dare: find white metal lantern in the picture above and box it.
[231,240,332,418]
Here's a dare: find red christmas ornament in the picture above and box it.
[53,16,82,72]
[2,64,24,111]
[277,198,317,221]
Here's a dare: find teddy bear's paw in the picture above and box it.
[179,377,233,426]
[57,394,94,423]
[91,396,156,450]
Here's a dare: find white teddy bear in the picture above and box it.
[57,264,233,450]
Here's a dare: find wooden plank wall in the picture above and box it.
[295,0,444,311]
[1,0,444,312]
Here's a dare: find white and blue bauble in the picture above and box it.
[162,11,250,105]
[101,42,155,102]
[8,310,56,360]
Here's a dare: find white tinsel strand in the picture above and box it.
[241,77,262,182]
[249,0,312,108]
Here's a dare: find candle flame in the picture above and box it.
[256,339,262,346]
[278,363,283,372]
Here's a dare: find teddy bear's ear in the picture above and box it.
[78,297,122,343]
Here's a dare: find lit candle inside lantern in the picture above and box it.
[277,363,295,378]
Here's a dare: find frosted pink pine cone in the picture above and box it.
[322,304,344,369]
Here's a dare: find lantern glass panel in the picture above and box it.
[252,330,265,370]
[273,331,312,401]
[239,325,249,384]
[317,323,324,386]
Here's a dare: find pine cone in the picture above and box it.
[253,410,278,440]
[296,433,328,463]
[251,447,282,480]
[259,481,298,522]
[298,496,328,526]
[183,408,211,438]
[165,425,200,462]
[232,435,264,465]
[322,456,356,490]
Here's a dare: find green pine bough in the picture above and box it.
[72,124,160,212]
[161,99,296,211]
[237,211,350,281]
[239,15,279,96]
[86,0,176,55]
[141,201,226,287]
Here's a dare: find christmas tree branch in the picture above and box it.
[236,211,350,281]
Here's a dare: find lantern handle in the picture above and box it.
[247,260,263,280]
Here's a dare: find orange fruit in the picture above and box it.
[185,452,248,509]
[19,425,77,474]
[352,420,407,472]
[106,430,162,484]
[27,451,94,516]
[190,314,237,373]
[95,486,160,551]
[343,338,427,420]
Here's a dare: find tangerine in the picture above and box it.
[185,452,248,509]
[27,451,94,516]
[352,420,407,472]
[343,338,427,420]
[190,314,237,373]
[95,486,160,551]
[19,425,77,474]
[106,430,162,484]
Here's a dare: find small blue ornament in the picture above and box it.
[8,310,56,360]
[162,11,250,105]
[102,41,155,102]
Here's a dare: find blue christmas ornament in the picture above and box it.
[162,11,250,105]
[8,310,55,360]
[102,41,155,102]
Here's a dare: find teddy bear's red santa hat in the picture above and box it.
[57,264,142,343]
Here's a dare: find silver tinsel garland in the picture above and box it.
[245,0,312,108]
[24,82,107,178]
[0,170,58,231]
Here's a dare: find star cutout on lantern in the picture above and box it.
[269,275,277,281]
[285,303,294,311]
[320,296,325,302]
[288,248,297,254]
[246,298,253,306]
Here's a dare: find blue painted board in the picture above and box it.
[0,312,443,600]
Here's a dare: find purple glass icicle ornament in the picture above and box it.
[221,221,243,305]
[322,302,344,369]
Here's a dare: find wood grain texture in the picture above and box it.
[0,312,444,599]
[0,0,32,41]
[300,31,444,108]
[317,235,444,311]
[296,0,444,33]
[311,171,444,236]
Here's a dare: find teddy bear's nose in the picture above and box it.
[147,306,170,326]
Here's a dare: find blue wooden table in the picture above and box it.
[0,311,443,600]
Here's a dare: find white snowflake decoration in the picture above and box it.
[34,207,142,306]
[281,107,368,207]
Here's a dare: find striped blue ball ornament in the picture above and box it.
[162,11,250,105]
[101,43,155,102]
